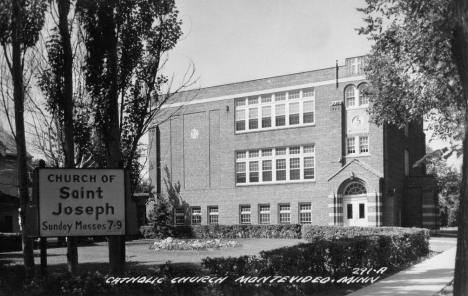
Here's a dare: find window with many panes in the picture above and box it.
[345,83,369,109]
[191,207,201,225]
[240,205,251,224]
[347,136,370,156]
[175,208,185,225]
[208,206,218,224]
[236,145,315,185]
[299,203,312,224]
[259,205,270,224]
[235,88,315,133]
[279,204,291,224]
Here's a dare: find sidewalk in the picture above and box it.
[348,247,456,296]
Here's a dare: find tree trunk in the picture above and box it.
[11,0,35,277]
[57,0,78,275]
[104,4,125,275]
[451,0,468,295]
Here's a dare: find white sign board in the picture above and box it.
[38,169,126,237]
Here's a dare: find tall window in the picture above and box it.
[299,203,312,224]
[276,104,286,126]
[191,207,201,225]
[249,108,258,130]
[360,137,369,153]
[236,110,245,131]
[259,205,270,224]
[345,86,355,107]
[235,88,315,133]
[358,84,369,105]
[289,102,300,125]
[276,159,287,181]
[279,204,291,224]
[262,106,271,128]
[174,208,185,225]
[347,138,356,154]
[236,145,315,185]
[262,160,272,181]
[236,163,246,183]
[249,162,259,182]
[208,206,219,224]
[240,205,251,224]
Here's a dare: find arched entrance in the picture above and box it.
[342,182,368,227]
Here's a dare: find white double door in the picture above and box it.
[343,196,368,227]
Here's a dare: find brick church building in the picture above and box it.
[148,55,439,230]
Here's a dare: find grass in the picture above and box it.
[0,238,307,274]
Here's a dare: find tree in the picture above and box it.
[0,0,47,277]
[358,0,468,294]
[75,0,193,274]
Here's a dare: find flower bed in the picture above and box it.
[149,237,241,251]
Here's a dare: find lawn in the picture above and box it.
[0,238,307,274]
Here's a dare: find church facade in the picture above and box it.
[148,56,438,230]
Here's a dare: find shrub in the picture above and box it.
[0,232,22,252]
[150,238,240,251]
[202,232,430,281]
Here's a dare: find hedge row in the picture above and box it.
[301,225,430,249]
[0,233,22,253]
[202,232,430,280]
[140,224,302,239]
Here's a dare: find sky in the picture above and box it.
[163,0,373,89]
[159,0,460,169]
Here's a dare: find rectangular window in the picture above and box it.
[261,94,272,103]
[290,158,300,180]
[276,159,286,181]
[208,206,219,225]
[240,205,251,224]
[289,91,300,100]
[175,208,185,225]
[303,101,314,124]
[249,161,259,183]
[236,89,315,133]
[304,157,315,179]
[359,203,365,219]
[275,93,286,101]
[236,145,315,185]
[303,88,314,98]
[347,138,356,154]
[237,151,246,159]
[262,106,271,128]
[262,149,272,157]
[275,104,286,126]
[299,203,312,224]
[249,150,259,158]
[279,204,291,224]
[237,162,246,183]
[289,102,300,125]
[347,204,353,219]
[262,160,272,181]
[236,109,245,131]
[259,205,270,224]
[191,207,201,225]
[248,96,258,105]
[276,148,286,156]
[235,98,246,107]
[290,147,300,155]
[249,108,258,130]
[360,137,369,153]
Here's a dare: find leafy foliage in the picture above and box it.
[357,0,463,139]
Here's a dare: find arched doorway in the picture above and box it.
[342,182,368,227]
